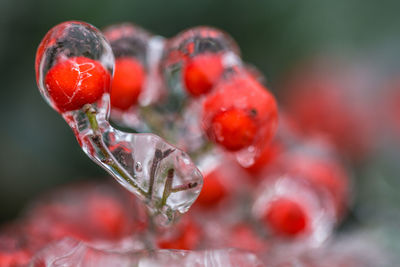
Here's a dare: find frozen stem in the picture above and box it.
[160,168,174,207]
[84,104,197,213]
[171,181,198,193]
[148,148,175,199]
[84,105,148,197]
[160,169,198,208]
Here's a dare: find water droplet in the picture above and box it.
[135,161,143,172]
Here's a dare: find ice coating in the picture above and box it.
[163,26,240,66]
[104,23,166,130]
[160,27,278,163]
[35,21,114,112]
[35,21,203,224]
[162,26,241,99]
[31,238,264,267]
[154,27,243,153]
[72,106,203,224]
[103,23,152,62]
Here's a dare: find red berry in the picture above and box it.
[264,198,308,237]
[45,56,110,112]
[195,169,228,208]
[202,74,278,151]
[209,108,257,151]
[183,53,224,96]
[110,57,146,110]
[157,218,200,250]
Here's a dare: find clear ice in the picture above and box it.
[31,238,265,267]
[35,21,203,225]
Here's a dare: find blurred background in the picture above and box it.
[1,0,400,256]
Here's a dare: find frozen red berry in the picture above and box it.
[182,53,224,96]
[264,198,308,237]
[110,57,146,110]
[203,73,278,151]
[45,56,110,112]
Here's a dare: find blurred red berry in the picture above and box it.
[23,182,145,245]
[110,57,146,110]
[0,250,31,267]
[45,56,110,112]
[86,193,135,240]
[264,198,308,237]
[282,63,373,160]
[228,224,267,253]
[183,53,224,96]
[195,169,228,208]
[157,218,201,250]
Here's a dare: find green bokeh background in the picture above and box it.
[1,2,400,256]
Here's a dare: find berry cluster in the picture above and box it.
[1,20,379,266]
